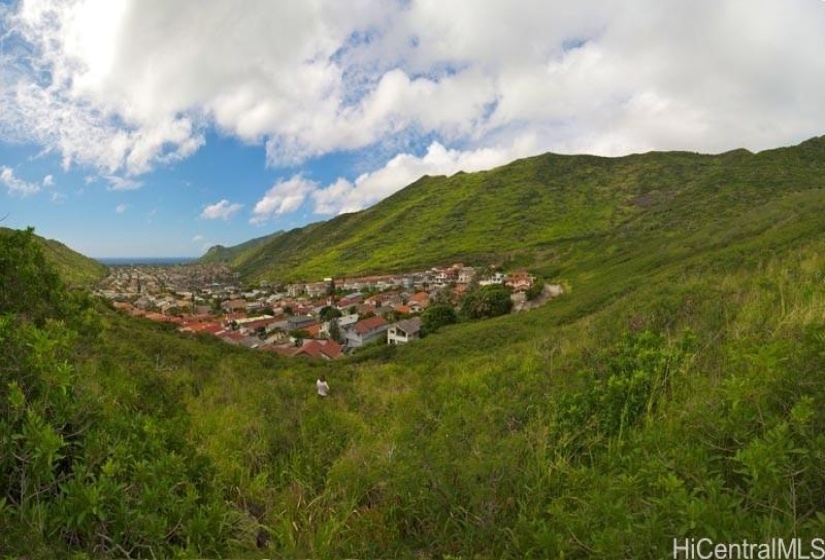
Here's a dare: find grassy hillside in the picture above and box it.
[4,137,825,558]
[226,136,825,281]
[199,230,283,267]
[0,227,107,285]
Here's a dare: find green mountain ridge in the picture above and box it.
[200,230,283,266]
[0,226,107,285]
[211,136,825,282]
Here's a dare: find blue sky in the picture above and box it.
[2,0,825,257]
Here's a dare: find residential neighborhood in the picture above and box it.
[96,262,562,360]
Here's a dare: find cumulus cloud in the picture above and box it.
[42,174,54,187]
[115,203,128,214]
[251,175,317,224]
[1,0,825,186]
[201,199,243,220]
[0,166,40,196]
[312,141,525,215]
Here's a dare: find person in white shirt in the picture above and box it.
[316,374,329,397]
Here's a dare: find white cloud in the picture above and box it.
[50,191,67,204]
[192,234,204,243]
[251,175,317,224]
[311,140,527,215]
[115,203,128,214]
[1,0,825,184]
[42,174,54,187]
[105,175,143,191]
[0,166,40,196]
[201,199,243,220]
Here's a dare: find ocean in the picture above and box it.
[96,257,198,266]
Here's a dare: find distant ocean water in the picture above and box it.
[97,257,197,266]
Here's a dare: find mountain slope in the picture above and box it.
[5,138,825,558]
[226,136,825,281]
[0,227,106,285]
[199,231,283,267]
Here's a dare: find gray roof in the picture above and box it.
[392,316,422,335]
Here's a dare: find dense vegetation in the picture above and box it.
[0,227,107,286]
[3,136,825,557]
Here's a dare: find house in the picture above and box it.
[387,317,423,345]
[285,284,304,297]
[506,270,534,291]
[294,339,343,360]
[321,313,359,337]
[407,291,430,312]
[133,296,153,310]
[457,267,476,285]
[238,316,279,336]
[221,299,247,313]
[479,272,506,286]
[265,338,343,360]
[345,315,389,348]
[305,282,328,298]
[287,314,317,332]
[336,294,363,310]
[342,279,364,291]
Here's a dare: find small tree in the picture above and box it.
[422,304,458,335]
[320,305,343,322]
[291,329,310,346]
[460,284,513,319]
[328,318,342,343]
[525,280,544,302]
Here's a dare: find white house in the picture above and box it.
[387,317,423,345]
[479,272,506,286]
[457,267,476,285]
[320,313,359,337]
[344,316,389,348]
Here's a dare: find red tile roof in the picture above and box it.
[408,291,430,304]
[354,315,388,335]
[269,338,342,360]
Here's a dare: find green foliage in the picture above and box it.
[525,280,544,301]
[291,329,310,343]
[0,228,69,325]
[8,138,825,557]
[319,305,342,322]
[460,284,513,319]
[554,330,694,451]
[421,304,458,334]
[0,227,106,287]
[0,230,243,558]
[199,231,282,266]
[328,318,342,343]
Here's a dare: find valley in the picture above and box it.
[96,259,559,357]
[3,137,825,558]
